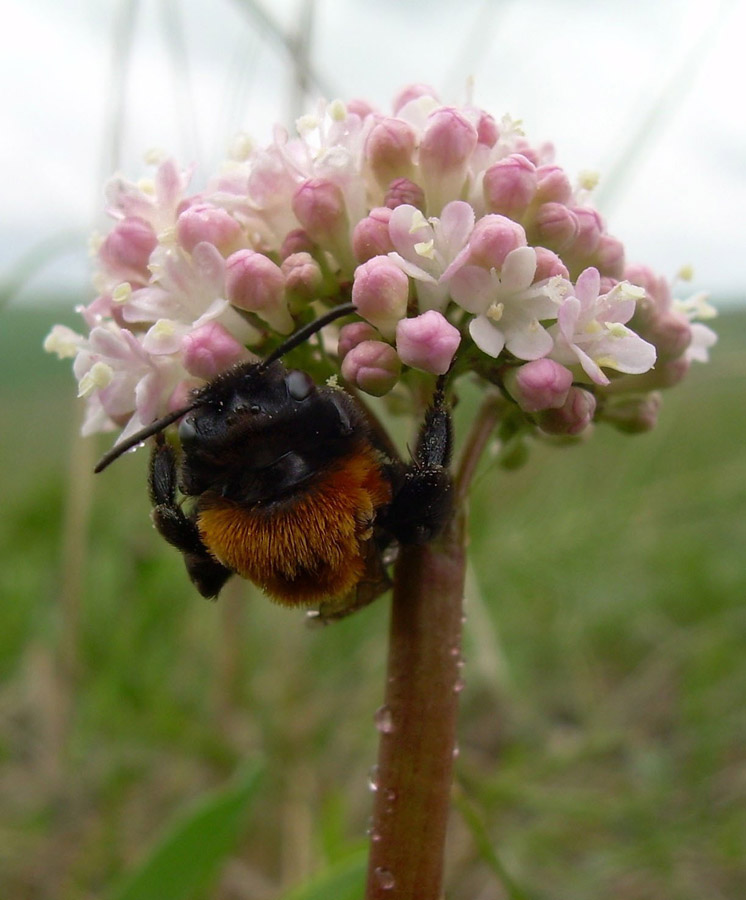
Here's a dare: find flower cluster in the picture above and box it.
[46,84,716,447]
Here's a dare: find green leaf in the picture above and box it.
[109,764,262,900]
[278,848,367,900]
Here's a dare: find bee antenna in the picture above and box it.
[258,301,356,371]
[94,401,200,474]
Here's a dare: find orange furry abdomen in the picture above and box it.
[196,444,392,606]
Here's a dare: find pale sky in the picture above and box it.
[2,0,744,304]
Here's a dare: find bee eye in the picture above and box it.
[286,370,315,401]
[178,416,197,447]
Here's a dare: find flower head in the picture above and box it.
[46,85,713,455]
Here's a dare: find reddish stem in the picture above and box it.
[364,507,467,899]
[364,392,503,898]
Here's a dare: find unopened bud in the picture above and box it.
[533,247,569,281]
[225,249,293,333]
[352,207,394,262]
[600,392,662,433]
[176,203,242,255]
[482,154,537,218]
[384,177,426,211]
[280,228,315,258]
[538,387,596,435]
[395,311,461,375]
[337,322,381,360]
[465,214,527,270]
[530,202,579,252]
[392,84,439,114]
[182,321,251,379]
[341,340,401,396]
[568,207,602,258]
[504,358,573,412]
[419,107,478,214]
[535,165,573,204]
[281,252,324,304]
[365,117,417,189]
[594,234,625,279]
[352,256,410,338]
[292,178,352,270]
[99,217,157,281]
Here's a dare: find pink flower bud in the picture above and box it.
[347,97,376,119]
[281,252,324,304]
[384,178,425,211]
[533,247,569,281]
[225,249,293,334]
[365,117,417,189]
[337,322,381,360]
[182,321,251,379]
[600,392,662,434]
[291,178,352,270]
[535,165,573,204]
[176,203,242,255]
[292,178,348,243]
[482,154,537,218]
[352,256,410,338]
[569,207,603,258]
[396,310,461,375]
[530,202,579,252]
[341,340,401,396]
[99,217,157,281]
[419,108,478,213]
[466,215,527,270]
[392,84,439,114]
[538,387,596,435]
[643,311,692,361]
[280,229,314,258]
[352,207,394,262]
[504,359,573,412]
[475,111,499,147]
[594,235,625,279]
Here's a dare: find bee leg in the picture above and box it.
[148,437,233,598]
[384,377,454,545]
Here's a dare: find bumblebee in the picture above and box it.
[95,303,453,620]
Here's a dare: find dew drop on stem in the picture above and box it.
[374,867,396,890]
[374,704,394,734]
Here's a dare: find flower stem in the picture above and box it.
[365,507,467,899]
[364,391,504,899]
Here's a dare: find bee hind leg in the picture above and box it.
[149,436,233,598]
[384,376,454,545]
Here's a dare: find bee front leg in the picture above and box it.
[149,437,233,598]
[384,377,454,545]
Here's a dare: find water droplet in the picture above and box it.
[374,705,394,734]
[368,764,379,791]
[453,677,465,693]
[449,646,460,657]
[453,743,460,759]
[384,787,397,802]
[374,867,396,890]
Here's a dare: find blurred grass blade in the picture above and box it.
[454,793,541,900]
[109,764,263,900]
[278,848,367,900]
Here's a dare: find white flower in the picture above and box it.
[450,246,563,360]
[549,268,656,385]
[387,201,475,311]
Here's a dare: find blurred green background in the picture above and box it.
[0,300,744,899]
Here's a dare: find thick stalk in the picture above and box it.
[364,506,467,899]
[364,392,503,898]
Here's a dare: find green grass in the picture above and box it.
[1,305,744,899]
